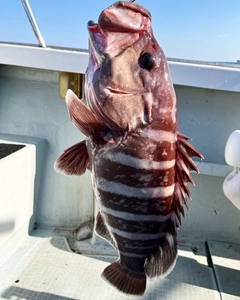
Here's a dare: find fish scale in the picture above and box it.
[55,0,203,296]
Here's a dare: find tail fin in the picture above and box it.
[102,261,146,296]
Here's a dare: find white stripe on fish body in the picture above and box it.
[96,177,175,199]
[108,224,166,240]
[100,205,171,223]
[142,129,176,144]
[104,151,175,170]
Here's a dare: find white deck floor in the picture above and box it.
[0,230,239,300]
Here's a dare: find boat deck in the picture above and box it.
[0,229,239,300]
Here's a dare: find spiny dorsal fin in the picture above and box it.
[177,145,199,173]
[173,132,203,225]
[177,133,203,161]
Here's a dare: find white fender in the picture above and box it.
[223,169,240,210]
[223,130,240,210]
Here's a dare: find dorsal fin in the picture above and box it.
[177,133,203,160]
[173,132,203,225]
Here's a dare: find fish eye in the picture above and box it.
[139,53,155,70]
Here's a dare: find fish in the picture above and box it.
[55,0,203,296]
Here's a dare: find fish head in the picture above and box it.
[85,1,177,132]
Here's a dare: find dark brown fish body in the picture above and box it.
[87,128,178,287]
[55,1,203,296]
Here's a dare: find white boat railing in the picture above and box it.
[21,0,46,47]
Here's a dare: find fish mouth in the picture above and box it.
[98,1,151,32]
[105,86,147,96]
[106,87,131,95]
[87,1,152,61]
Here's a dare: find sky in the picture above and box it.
[0,0,239,62]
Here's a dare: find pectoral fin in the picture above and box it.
[54,140,89,175]
[65,89,103,139]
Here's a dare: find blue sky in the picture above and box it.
[0,0,239,62]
